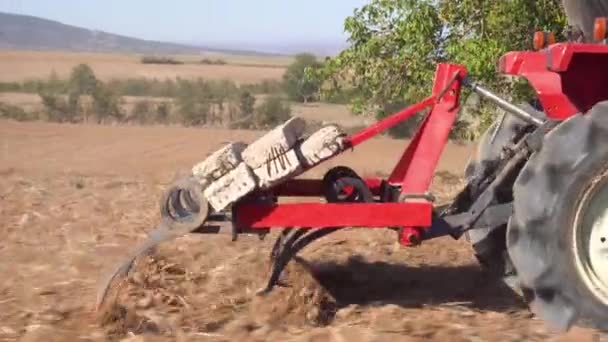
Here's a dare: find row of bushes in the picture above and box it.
[0,94,292,129]
[0,64,292,129]
[0,53,352,108]
[140,55,229,66]
[128,94,291,129]
[0,102,36,121]
[140,56,184,65]
[0,75,284,99]
[200,58,227,65]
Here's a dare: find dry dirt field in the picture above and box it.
[0,119,605,341]
[0,50,285,83]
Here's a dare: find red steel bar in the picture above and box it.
[235,202,432,228]
[345,96,436,147]
[389,63,466,189]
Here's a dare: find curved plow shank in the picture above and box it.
[96,177,209,311]
[269,228,294,262]
[259,227,341,295]
[256,173,375,294]
[266,228,310,287]
[96,220,174,310]
[270,228,309,262]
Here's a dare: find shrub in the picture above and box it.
[91,85,123,123]
[0,102,36,121]
[130,100,154,124]
[0,82,22,92]
[200,58,227,65]
[239,91,256,117]
[130,100,172,125]
[39,93,74,123]
[177,98,211,126]
[156,102,171,124]
[253,95,291,129]
[141,56,184,65]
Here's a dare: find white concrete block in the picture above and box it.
[192,142,247,185]
[253,149,303,189]
[203,162,257,212]
[299,125,346,167]
[242,117,307,169]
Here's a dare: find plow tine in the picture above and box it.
[270,228,309,261]
[96,177,209,312]
[97,220,177,310]
[96,218,205,310]
[270,228,293,261]
[258,227,341,295]
[267,228,309,286]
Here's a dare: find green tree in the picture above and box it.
[69,64,98,96]
[283,53,322,103]
[91,84,123,123]
[316,0,567,139]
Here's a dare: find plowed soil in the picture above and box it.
[0,120,603,341]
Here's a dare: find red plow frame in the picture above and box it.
[97,62,470,310]
[234,63,467,246]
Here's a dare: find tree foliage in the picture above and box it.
[38,64,123,123]
[69,64,98,96]
[316,0,567,138]
[283,53,322,103]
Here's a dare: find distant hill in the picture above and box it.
[0,11,282,56]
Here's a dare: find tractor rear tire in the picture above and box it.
[507,101,608,331]
[464,103,542,290]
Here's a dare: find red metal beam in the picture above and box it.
[389,63,466,191]
[235,202,432,228]
[345,96,436,147]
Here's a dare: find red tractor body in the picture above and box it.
[501,43,608,119]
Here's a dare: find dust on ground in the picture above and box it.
[0,120,601,341]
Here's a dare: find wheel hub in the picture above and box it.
[574,173,608,305]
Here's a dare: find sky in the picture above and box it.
[0,0,370,53]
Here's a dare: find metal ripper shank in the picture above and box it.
[96,176,210,310]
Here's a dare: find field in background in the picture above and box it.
[0,49,370,129]
[0,50,286,83]
[176,51,294,67]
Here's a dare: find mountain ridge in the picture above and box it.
[0,11,288,56]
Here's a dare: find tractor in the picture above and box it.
[98,1,608,332]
